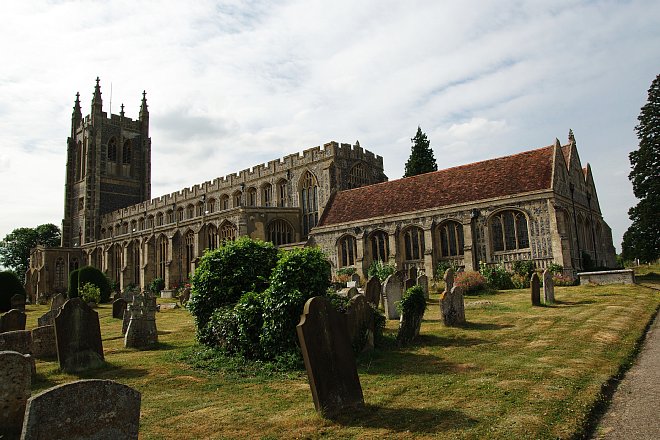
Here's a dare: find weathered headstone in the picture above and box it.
[543,269,555,305]
[297,296,364,416]
[443,267,455,292]
[349,273,361,287]
[37,310,54,327]
[417,274,429,299]
[122,309,131,335]
[382,272,404,320]
[21,379,141,440]
[38,294,67,327]
[0,330,32,355]
[31,325,57,359]
[530,272,541,306]
[345,294,374,352]
[408,266,418,281]
[404,277,416,292]
[124,294,158,349]
[397,293,426,346]
[1,309,27,333]
[179,286,191,306]
[440,286,466,326]
[0,351,32,439]
[10,294,25,312]
[338,287,359,299]
[112,298,128,319]
[364,276,381,306]
[54,298,105,373]
[51,293,66,311]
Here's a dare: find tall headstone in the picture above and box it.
[112,298,128,319]
[364,276,381,306]
[417,274,429,299]
[382,272,404,320]
[10,294,25,312]
[345,294,375,352]
[297,296,364,416]
[543,269,555,305]
[31,325,57,359]
[530,272,541,306]
[440,286,466,326]
[408,266,418,282]
[124,294,158,349]
[54,298,105,373]
[0,351,32,439]
[404,277,415,292]
[1,309,27,333]
[443,268,455,293]
[21,379,141,440]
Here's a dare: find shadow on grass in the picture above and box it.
[459,321,514,331]
[415,333,487,347]
[329,404,477,434]
[359,349,469,376]
[555,299,596,306]
[71,361,150,380]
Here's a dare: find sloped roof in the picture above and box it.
[317,145,555,227]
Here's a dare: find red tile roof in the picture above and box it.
[318,145,555,227]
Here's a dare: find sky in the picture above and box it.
[0,0,658,253]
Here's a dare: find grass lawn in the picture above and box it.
[26,280,659,439]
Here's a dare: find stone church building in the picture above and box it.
[25,80,616,301]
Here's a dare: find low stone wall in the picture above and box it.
[578,269,635,286]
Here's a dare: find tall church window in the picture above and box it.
[220,194,229,210]
[490,210,529,252]
[438,221,464,257]
[262,183,273,207]
[154,213,162,227]
[277,179,287,207]
[184,231,195,279]
[138,217,145,230]
[207,224,218,251]
[403,226,425,261]
[233,191,242,208]
[247,187,257,206]
[122,140,131,165]
[76,141,83,180]
[208,198,216,213]
[300,171,319,236]
[338,235,357,267]
[107,138,117,162]
[370,230,389,262]
[55,258,65,289]
[220,222,237,244]
[166,210,174,224]
[132,241,140,285]
[186,204,194,219]
[177,207,184,222]
[196,202,204,217]
[157,235,168,279]
[113,246,121,286]
[348,163,370,189]
[267,219,293,246]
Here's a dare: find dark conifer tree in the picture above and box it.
[404,126,437,177]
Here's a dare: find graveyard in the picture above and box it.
[8,279,657,439]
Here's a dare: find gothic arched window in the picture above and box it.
[220,222,237,244]
[55,258,65,288]
[300,171,319,236]
[247,187,257,206]
[206,224,218,251]
[186,204,194,219]
[403,226,425,261]
[233,191,242,208]
[438,221,464,257]
[220,194,229,210]
[262,183,273,207]
[349,162,369,189]
[338,235,357,267]
[490,210,529,252]
[107,138,117,162]
[370,230,389,262]
[277,179,287,207]
[157,235,168,279]
[267,219,293,246]
[122,140,131,165]
[184,231,195,279]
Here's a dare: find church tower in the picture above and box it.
[62,78,151,247]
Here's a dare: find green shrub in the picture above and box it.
[511,273,529,289]
[455,271,488,293]
[553,274,578,286]
[336,267,356,276]
[79,282,101,304]
[479,263,514,290]
[189,237,278,339]
[367,260,396,282]
[435,261,459,280]
[512,260,535,278]
[232,291,266,359]
[268,247,331,296]
[68,268,80,298]
[397,285,427,316]
[203,306,239,350]
[547,263,564,274]
[0,271,26,312]
[78,266,112,302]
[148,278,165,295]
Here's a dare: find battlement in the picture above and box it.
[80,112,142,131]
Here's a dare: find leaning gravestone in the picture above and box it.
[124,294,158,349]
[11,294,25,312]
[54,298,105,373]
[543,269,555,305]
[37,311,53,327]
[297,296,364,416]
[38,294,67,327]
[417,274,429,299]
[440,286,466,326]
[530,273,541,306]
[0,351,32,439]
[21,379,141,440]
[345,294,375,352]
[112,298,128,319]
[1,309,27,333]
[51,293,66,311]
[31,325,57,359]
[382,272,404,320]
[443,267,455,292]
[364,276,381,306]
[397,299,425,347]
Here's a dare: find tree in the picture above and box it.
[622,74,660,262]
[404,126,437,177]
[0,224,61,277]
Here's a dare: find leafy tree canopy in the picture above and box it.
[404,126,437,177]
[622,74,660,262]
[0,223,61,277]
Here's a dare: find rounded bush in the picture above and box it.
[455,271,488,293]
[79,282,101,304]
[479,263,514,290]
[77,266,112,302]
[259,287,307,360]
[68,268,80,298]
[0,271,26,312]
[269,247,331,295]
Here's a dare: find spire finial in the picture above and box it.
[120,103,125,117]
[568,128,575,145]
[91,77,103,115]
[140,90,149,119]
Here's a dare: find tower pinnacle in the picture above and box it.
[91,77,103,115]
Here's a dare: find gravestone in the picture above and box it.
[0,351,32,439]
[443,268,455,292]
[21,379,141,440]
[38,294,67,327]
[543,269,555,305]
[382,272,404,320]
[112,298,128,319]
[530,273,541,306]
[404,277,416,292]
[349,273,361,287]
[54,298,104,373]
[397,300,425,347]
[31,325,57,359]
[179,286,191,306]
[417,274,429,299]
[124,294,158,349]
[10,294,25,312]
[408,266,418,282]
[297,296,364,416]
[338,287,359,299]
[122,309,131,335]
[345,294,374,352]
[37,310,54,327]
[1,309,26,333]
[51,293,66,311]
[364,276,381,306]
[440,286,466,326]
[0,330,32,355]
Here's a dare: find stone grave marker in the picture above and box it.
[440,286,466,326]
[31,325,57,359]
[417,274,429,299]
[297,296,364,416]
[404,277,416,292]
[0,330,32,355]
[364,276,381,306]
[37,310,54,327]
[11,294,25,312]
[543,269,555,305]
[179,286,191,306]
[1,309,27,333]
[397,293,426,346]
[0,351,32,439]
[55,298,105,373]
[382,272,404,320]
[338,287,359,299]
[443,267,455,292]
[530,273,541,306]
[350,273,361,287]
[38,294,67,327]
[21,379,141,440]
[345,294,374,352]
[112,298,128,319]
[408,266,418,282]
[51,293,66,311]
[124,294,158,349]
